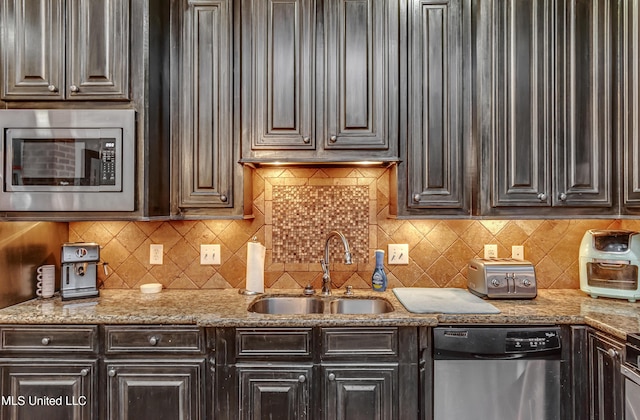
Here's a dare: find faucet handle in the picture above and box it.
[344,285,354,296]
[303,284,316,295]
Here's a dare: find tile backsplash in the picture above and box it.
[70,167,636,290]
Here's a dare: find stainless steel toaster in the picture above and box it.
[467,258,537,299]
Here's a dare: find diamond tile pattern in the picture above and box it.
[69,168,627,290]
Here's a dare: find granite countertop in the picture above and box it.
[0,288,638,340]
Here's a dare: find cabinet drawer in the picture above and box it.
[104,326,204,354]
[321,327,398,358]
[0,325,98,352]
[236,328,313,359]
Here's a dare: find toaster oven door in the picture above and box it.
[587,261,638,290]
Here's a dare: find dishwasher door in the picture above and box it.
[622,365,640,420]
[432,326,562,420]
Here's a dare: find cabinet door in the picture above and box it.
[246,0,315,150]
[406,0,466,210]
[0,0,64,100]
[554,0,614,207]
[623,0,640,208]
[106,360,205,420]
[322,364,397,420]
[179,0,234,208]
[489,0,553,208]
[66,0,130,99]
[237,365,312,420]
[588,331,624,420]
[0,359,97,420]
[323,0,398,150]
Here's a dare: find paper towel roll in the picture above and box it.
[245,241,266,293]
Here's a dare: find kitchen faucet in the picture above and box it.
[320,231,353,295]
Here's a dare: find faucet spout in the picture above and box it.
[320,231,353,296]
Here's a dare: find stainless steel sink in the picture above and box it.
[329,298,394,314]
[247,295,394,315]
[247,296,324,314]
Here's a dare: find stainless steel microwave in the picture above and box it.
[0,109,135,211]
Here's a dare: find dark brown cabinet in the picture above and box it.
[103,326,207,420]
[402,0,470,215]
[0,325,99,420]
[218,326,418,420]
[478,0,618,215]
[240,0,400,163]
[172,0,247,216]
[587,329,624,420]
[0,0,130,101]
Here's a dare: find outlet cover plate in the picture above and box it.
[388,244,409,265]
[200,244,221,265]
[512,245,524,260]
[484,244,498,259]
[150,244,163,265]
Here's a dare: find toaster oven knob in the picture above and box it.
[491,279,500,287]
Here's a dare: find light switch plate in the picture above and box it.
[484,244,498,259]
[388,244,409,265]
[200,244,221,265]
[512,245,524,260]
[149,244,163,265]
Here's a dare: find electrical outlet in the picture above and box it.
[149,244,163,265]
[200,244,221,265]
[388,244,409,265]
[484,244,498,259]
[512,245,525,261]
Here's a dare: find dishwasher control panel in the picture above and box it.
[505,330,561,353]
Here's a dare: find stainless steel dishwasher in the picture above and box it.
[432,326,562,420]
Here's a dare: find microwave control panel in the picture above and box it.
[100,140,117,185]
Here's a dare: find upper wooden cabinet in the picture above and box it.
[478,0,619,216]
[401,0,471,215]
[240,0,400,163]
[1,0,130,101]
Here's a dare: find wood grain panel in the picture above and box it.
[624,0,640,207]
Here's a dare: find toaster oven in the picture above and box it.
[579,230,640,302]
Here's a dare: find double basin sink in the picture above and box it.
[248,295,394,315]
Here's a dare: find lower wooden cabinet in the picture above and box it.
[588,329,625,420]
[0,359,97,420]
[105,360,205,420]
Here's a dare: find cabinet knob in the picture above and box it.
[80,369,89,377]
[329,135,337,144]
[328,373,336,381]
[148,336,159,346]
[108,369,116,377]
[69,85,79,93]
[303,137,311,144]
[298,375,306,383]
[607,348,619,359]
[558,193,567,201]
[47,85,58,92]
[413,194,421,203]
[41,337,50,346]
[537,193,547,201]
[220,194,228,203]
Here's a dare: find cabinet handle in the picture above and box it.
[80,369,89,377]
[69,85,79,93]
[607,348,619,359]
[108,369,116,377]
[328,373,336,381]
[298,375,306,383]
[329,135,337,144]
[413,194,421,203]
[303,137,311,144]
[41,337,50,346]
[558,193,567,201]
[220,194,228,203]
[537,193,547,201]
[148,336,159,346]
[47,85,58,92]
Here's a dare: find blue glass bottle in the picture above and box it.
[371,250,387,292]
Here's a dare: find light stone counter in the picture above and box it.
[0,288,638,339]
